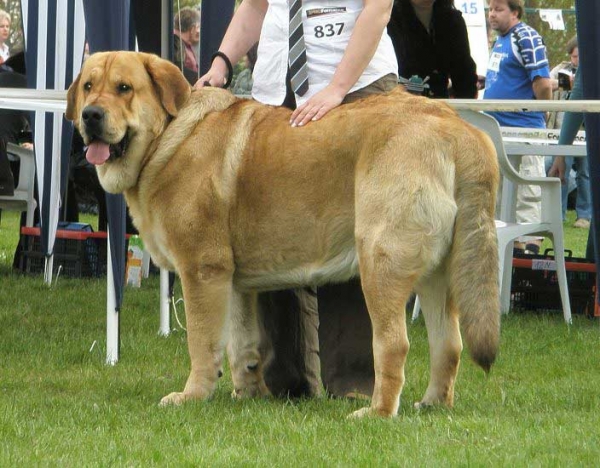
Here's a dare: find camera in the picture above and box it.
[557,71,572,91]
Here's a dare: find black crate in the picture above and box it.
[19,226,109,277]
[511,251,596,317]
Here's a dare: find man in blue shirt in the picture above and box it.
[484,0,552,254]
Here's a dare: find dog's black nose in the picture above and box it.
[82,105,105,132]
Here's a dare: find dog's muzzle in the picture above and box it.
[82,105,105,138]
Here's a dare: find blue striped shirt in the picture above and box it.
[484,22,550,128]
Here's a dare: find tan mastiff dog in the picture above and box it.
[66,51,500,418]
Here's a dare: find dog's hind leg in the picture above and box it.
[160,264,233,406]
[349,226,420,418]
[414,271,462,408]
[227,290,270,398]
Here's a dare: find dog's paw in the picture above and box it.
[231,382,271,400]
[159,392,192,407]
[348,407,374,419]
[348,406,394,419]
[413,400,433,410]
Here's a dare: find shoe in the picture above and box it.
[514,240,541,255]
[573,218,591,229]
[513,241,526,256]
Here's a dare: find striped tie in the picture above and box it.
[288,0,309,96]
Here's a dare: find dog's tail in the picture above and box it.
[449,126,500,373]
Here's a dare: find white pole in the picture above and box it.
[157,0,172,338]
[44,255,54,285]
[106,226,119,365]
[159,269,171,336]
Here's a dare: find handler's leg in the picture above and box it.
[318,280,374,397]
[258,288,321,398]
[317,74,398,399]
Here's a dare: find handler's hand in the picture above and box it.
[547,156,566,184]
[290,85,345,127]
[193,61,228,90]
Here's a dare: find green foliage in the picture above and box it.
[1,209,599,464]
[173,0,201,10]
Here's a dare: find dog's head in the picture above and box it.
[66,51,191,193]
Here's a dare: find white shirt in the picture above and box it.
[252,0,398,106]
[0,43,9,62]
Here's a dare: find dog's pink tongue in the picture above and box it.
[86,141,110,165]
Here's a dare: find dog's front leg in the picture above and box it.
[160,265,233,406]
[227,290,270,399]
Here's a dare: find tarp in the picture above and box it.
[574,0,600,299]
[81,0,133,364]
[22,0,85,284]
[199,1,235,75]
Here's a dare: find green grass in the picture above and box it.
[1,209,599,465]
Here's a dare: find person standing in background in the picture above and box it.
[0,10,11,67]
[484,0,552,255]
[173,7,200,84]
[547,36,590,229]
[548,69,593,231]
[387,0,477,98]
[548,35,578,130]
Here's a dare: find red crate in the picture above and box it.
[511,252,596,317]
[18,226,111,277]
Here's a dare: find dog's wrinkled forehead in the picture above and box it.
[80,53,150,97]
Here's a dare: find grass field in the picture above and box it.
[1,209,599,466]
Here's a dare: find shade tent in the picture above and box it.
[22,0,86,284]
[81,0,133,364]
[575,0,600,296]
[79,0,235,363]
[199,1,235,75]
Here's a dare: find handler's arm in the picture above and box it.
[290,0,393,127]
[195,0,268,89]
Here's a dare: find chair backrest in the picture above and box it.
[6,143,35,194]
[457,110,562,226]
[458,110,526,184]
[0,143,36,226]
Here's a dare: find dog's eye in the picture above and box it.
[118,83,132,93]
[83,82,92,91]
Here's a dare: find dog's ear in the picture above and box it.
[144,54,191,117]
[65,73,81,122]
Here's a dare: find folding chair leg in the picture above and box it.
[550,232,572,324]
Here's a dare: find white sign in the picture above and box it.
[539,9,565,31]
[459,0,490,77]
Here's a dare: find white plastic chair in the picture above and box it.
[0,143,37,227]
[412,110,571,324]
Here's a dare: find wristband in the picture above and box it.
[211,51,233,89]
